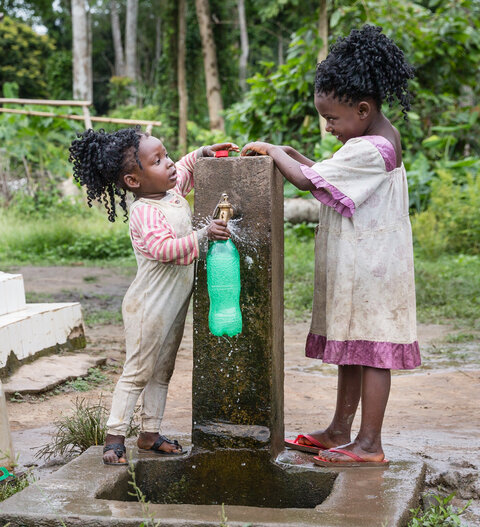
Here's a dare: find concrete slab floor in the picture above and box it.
[0,445,425,527]
[3,353,106,395]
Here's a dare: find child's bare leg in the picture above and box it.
[319,366,390,462]
[297,364,361,449]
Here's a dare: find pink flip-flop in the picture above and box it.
[313,448,389,467]
[284,434,328,454]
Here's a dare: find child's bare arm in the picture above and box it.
[278,145,315,167]
[241,141,315,191]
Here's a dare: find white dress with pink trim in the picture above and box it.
[301,135,420,370]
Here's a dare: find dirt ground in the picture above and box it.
[4,265,480,525]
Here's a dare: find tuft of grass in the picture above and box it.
[0,471,35,503]
[35,396,139,461]
[409,493,471,526]
[63,367,110,392]
[83,275,99,283]
[445,333,478,344]
[83,306,123,326]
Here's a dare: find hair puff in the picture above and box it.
[315,25,415,118]
[68,128,144,222]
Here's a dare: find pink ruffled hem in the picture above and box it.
[305,333,421,370]
[300,164,355,218]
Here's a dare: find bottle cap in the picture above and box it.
[215,150,229,158]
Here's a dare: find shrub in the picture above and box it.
[412,167,480,257]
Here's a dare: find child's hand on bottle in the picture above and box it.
[207,219,231,241]
[202,142,239,157]
[240,141,274,156]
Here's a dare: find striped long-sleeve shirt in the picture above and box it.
[129,149,207,265]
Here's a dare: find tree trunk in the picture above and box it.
[125,0,139,101]
[317,0,328,138]
[278,34,284,65]
[155,16,162,61]
[237,0,249,92]
[178,0,188,156]
[195,0,224,131]
[72,0,92,102]
[110,0,125,76]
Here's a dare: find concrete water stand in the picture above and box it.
[0,444,425,526]
[0,158,425,526]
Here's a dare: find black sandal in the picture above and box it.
[103,443,128,465]
[138,435,184,456]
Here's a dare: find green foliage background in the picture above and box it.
[0,0,479,323]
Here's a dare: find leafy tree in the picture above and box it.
[225,24,322,154]
[45,50,73,100]
[0,15,55,98]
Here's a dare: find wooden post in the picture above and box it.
[0,380,14,470]
[82,105,92,130]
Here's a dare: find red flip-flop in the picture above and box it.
[284,434,328,454]
[313,448,389,467]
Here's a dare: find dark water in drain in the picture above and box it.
[100,450,336,509]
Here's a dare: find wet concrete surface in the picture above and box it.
[0,444,425,527]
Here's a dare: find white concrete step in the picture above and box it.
[0,303,84,369]
[0,272,26,316]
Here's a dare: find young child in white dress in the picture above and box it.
[241,25,418,466]
[70,128,238,464]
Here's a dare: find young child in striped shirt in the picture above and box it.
[69,128,238,464]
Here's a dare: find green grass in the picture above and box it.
[0,208,135,266]
[414,253,480,329]
[0,471,35,503]
[283,228,480,328]
[409,493,470,526]
[63,367,111,392]
[284,225,315,321]
[1,211,479,328]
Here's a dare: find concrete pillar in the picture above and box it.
[192,156,284,456]
[0,380,15,470]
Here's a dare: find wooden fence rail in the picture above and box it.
[0,98,161,133]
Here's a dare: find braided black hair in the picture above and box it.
[69,128,145,222]
[315,25,415,118]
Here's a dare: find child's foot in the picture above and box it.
[286,429,350,452]
[137,432,183,455]
[314,440,386,464]
[103,434,128,465]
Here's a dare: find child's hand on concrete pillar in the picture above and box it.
[201,143,239,157]
[240,141,275,156]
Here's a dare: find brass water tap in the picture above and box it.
[213,193,234,222]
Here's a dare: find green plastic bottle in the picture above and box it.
[207,239,242,337]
